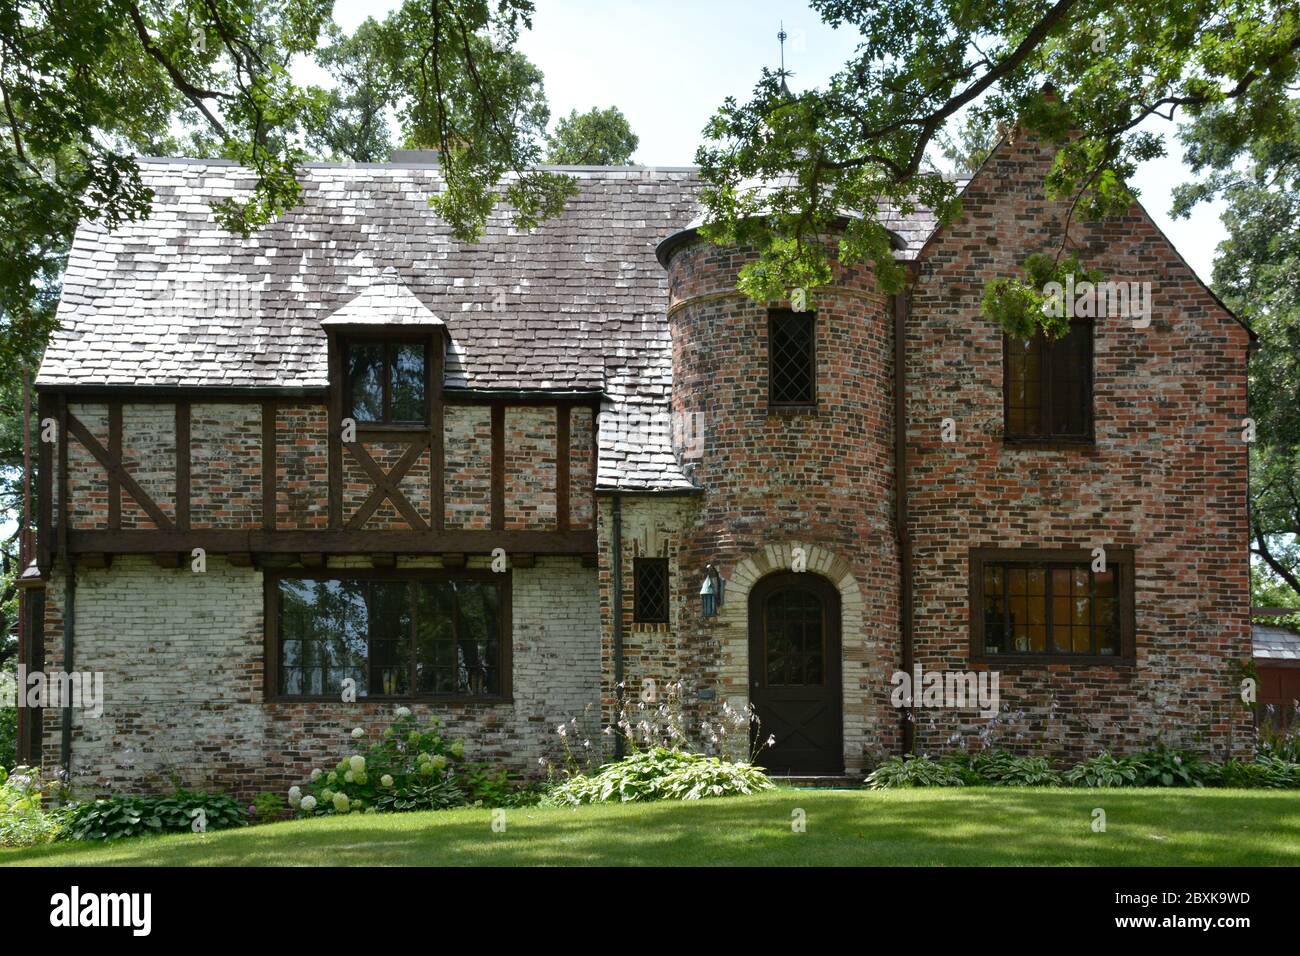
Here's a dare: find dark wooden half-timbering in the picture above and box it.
[36,372,601,566]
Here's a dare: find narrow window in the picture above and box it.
[768,310,816,407]
[970,548,1132,661]
[1004,320,1091,439]
[633,557,670,624]
[345,339,429,425]
[274,574,507,698]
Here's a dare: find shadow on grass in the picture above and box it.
[4,788,1300,867]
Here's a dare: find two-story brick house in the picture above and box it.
[14,125,1255,797]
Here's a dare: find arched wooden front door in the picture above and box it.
[748,572,843,774]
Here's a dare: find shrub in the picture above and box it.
[461,764,540,807]
[543,748,774,806]
[0,705,15,773]
[291,709,478,817]
[865,755,965,790]
[1132,746,1214,788]
[65,789,248,841]
[251,792,284,823]
[1064,751,1143,788]
[0,766,68,847]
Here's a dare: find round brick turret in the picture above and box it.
[656,227,903,772]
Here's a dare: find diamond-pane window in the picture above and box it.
[769,311,816,406]
[633,558,669,624]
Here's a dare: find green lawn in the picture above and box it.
[4,787,1300,866]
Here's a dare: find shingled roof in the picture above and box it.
[39,157,941,490]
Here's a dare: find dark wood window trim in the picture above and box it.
[264,567,512,704]
[632,556,670,624]
[1002,320,1094,444]
[968,546,1136,665]
[339,331,438,429]
[768,309,817,410]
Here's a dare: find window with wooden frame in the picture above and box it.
[969,548,1134,662]
[267,571,510,700]
[344,338,431,425]
[632,557,670,624]
[1003,319,1092,440]
[768,310,817,407]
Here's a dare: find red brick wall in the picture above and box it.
[659,238,903,769]
[190,403,261,529]
[908,127,1254,760]
[276,404,329,530]
[443,405,491,529]
[504,406,557,531]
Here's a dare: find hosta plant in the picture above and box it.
[966,750,1061,787]
[1214,756,1300,790]
[543,748,774,806]
[1132,746,1213,788]
[65,789,247,841]
[865,755,965,790]
[1063,751,1143,788]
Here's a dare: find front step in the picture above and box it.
[769,774,862,789]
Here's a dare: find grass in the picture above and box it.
[4,787,1300,866]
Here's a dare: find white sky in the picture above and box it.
[325,0,1226,284]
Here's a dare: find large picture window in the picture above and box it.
[969,548,1134,662]
[268,572,510,700]
[1004,320,1092,440]
[345,339,429,425]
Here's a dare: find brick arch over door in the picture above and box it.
[715,543,868,769]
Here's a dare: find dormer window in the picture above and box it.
[345,339,429,424]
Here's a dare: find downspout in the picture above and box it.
[57,395,75,775]
[611,494,625,759]
[893,287,915,756]
[60,558,75,776]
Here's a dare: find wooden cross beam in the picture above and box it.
[344,436,431,531]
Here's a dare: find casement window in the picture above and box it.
[344,339,430,425]
[969,548,1134,662]
[1003,320,1092,440]
[632,557,670,624]
[268,572,510,700]
[768,310,817,407]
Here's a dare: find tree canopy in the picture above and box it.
[1174,99,1300,603]
[0,0,578,382]
[694,0,1300,333]
[545,106,639,165]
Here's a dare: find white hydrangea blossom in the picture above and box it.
[299,795,317,813]
[349,754,366,774]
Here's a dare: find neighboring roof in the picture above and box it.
[38,157,946,491]
[1254,623,1300,663]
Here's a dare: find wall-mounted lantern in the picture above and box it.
[700,564,725,619]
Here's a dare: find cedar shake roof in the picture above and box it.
[1253,623,1300,662]
[39,157,941,490]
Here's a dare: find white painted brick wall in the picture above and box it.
[42,555,599,798]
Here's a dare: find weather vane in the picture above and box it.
[777,22,793,94]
